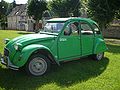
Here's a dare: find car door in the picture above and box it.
[80,21,94,56]
[58,21,81,60]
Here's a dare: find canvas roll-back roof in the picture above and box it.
[47,17,97,25]
[47,18,71,22]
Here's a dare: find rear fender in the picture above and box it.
[94,38,107,54]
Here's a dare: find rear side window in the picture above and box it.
[92,24,101,34]
[80,22,93,35]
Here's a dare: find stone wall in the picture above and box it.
[102,26,120,39]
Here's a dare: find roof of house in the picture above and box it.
[8,4,27,17]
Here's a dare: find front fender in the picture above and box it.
[94,38,107,54]
[15,44,54,67]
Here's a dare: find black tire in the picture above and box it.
[25,54,51,76]
[92,52,104,61]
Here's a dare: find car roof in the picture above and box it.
[47,17,97,25]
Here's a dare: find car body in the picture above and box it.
[0,17,107,76]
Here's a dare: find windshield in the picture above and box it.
[42,22,65,33]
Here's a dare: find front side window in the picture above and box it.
[64,22,79,36]
[43,22,65,33]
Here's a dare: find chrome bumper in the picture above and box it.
[0,53,19,70]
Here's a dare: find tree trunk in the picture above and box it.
[34,20,43,33]
[35,20,39,33]
[100,22,106,31]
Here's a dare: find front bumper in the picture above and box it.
[0,53,19,70]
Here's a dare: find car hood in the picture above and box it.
[6,34,56,48]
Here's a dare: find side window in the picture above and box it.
[92,24,101,34]
[80,22,93,35]
[64,22,79,36]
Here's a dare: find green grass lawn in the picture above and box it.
[0,30,120,90]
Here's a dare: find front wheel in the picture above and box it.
[25,54,50,76]
[92,52,104,61]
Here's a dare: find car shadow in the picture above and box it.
[0,57,109,90]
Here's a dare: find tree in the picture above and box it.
[27,0,47,31]
[115,10,120,19]
[80,0,88,17]
[0,0,8,29]
[12,0,16,8]
[7,0,17,15]
[68,0,81,17]
[50,0,81,18]
[27,0,47,22]
[88,0,120,30]
[0,0,8,16]
[113,0,120,19]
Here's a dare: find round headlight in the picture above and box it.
[4,38,10,44]
[14,43,22,50]
[14,44,19,50]
[4,39,7,44]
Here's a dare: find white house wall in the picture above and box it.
[7,15,34,31]
[8,16,18,30]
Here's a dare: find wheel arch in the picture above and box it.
[30,49,59,65]
[15,44,59,68]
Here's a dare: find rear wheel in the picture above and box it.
[92,52,104,61]
[25,54,50,76]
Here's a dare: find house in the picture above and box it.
[7,4,34,31]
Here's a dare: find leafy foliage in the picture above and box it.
[7,0,17,15]
[0,0,8,18]
[0,0,17,29]
[115,10,120,19]
[50,0,81,17]
[0,0,8,29]
[27,0,48,21]
[12,0,16,8]
[88,0,120,29]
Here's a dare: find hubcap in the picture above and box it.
[29,57,47,76]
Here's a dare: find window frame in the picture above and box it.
[63,21,80,36]
[80,21,94,35]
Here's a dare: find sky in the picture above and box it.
[0,0,50,4]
